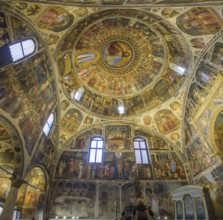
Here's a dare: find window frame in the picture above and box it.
[88,136,104,164]
[133,137,150,164]
[43,113,55,137]
[9,38,37,63]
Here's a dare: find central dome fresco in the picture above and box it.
[58,9,192,117]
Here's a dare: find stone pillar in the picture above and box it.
[95,183,100,218]
[0,178,25,220]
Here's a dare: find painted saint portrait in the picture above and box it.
[103,40,133,68]
[176,8,222,36]
[190,37,205,49]
[155,109,180,134]
[37,6,74,32]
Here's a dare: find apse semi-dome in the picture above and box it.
[57,9,192,117]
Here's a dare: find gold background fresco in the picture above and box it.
[0,0,223,219]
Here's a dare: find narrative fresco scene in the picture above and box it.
[0,1,223,220]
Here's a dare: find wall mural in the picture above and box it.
[61,108,83,133]
[151,152,185,180]
[211,43,223,68]
[99,184,119,218]
[0,12,10,48]
[134,130,170,150]
[176,7,222,36]
[186,138,216,176]
[154,109,180,134]
[184,119,196,146]
[10,15,43,49]
[185,63,217,120]
[1,51,56,156]
[105,125,131,150]
[161,8,181,18]
[51,182,96,218]
[17,167,46,219]
[55,151,153,180]
[14,3,42,16]
[214,110,223,152]
[70,128,102,150]
[0,122,14,202]
[30,139,55,172]
[50,180,186,219]
[0,119,25,203]
[190,37,205,49]
[56,126,186,181]
[37,6,74,32]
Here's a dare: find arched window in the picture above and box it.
[133,137,150,164]
[88,136,104,163]
[43,113,55,136]
[184,194,195,220]
[170,63,186,75]
[9,38,36,62]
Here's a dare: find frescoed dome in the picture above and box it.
[59,9,192,117]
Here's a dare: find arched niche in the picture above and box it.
[0,117,23,202]
[17,166,47,220]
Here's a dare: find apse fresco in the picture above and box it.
[70,128,102,149]
[186,138,216,176]
[105,125,131,150]
[73,17,165,97]
[59,9,190,116]
[55,151,153,180]
[214,110,223,151]
[211,43,223,68]
[37,6,74,32]
[151,152,186,180]
[154,109,180,134]
[61,108,83,133]
[51,182,96,218]
[176,8,222,36]
[17,167,46,219]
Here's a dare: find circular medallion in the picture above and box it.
[102,40,134,69]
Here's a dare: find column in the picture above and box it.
[0,178,25,220]
[95,183,100,218]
